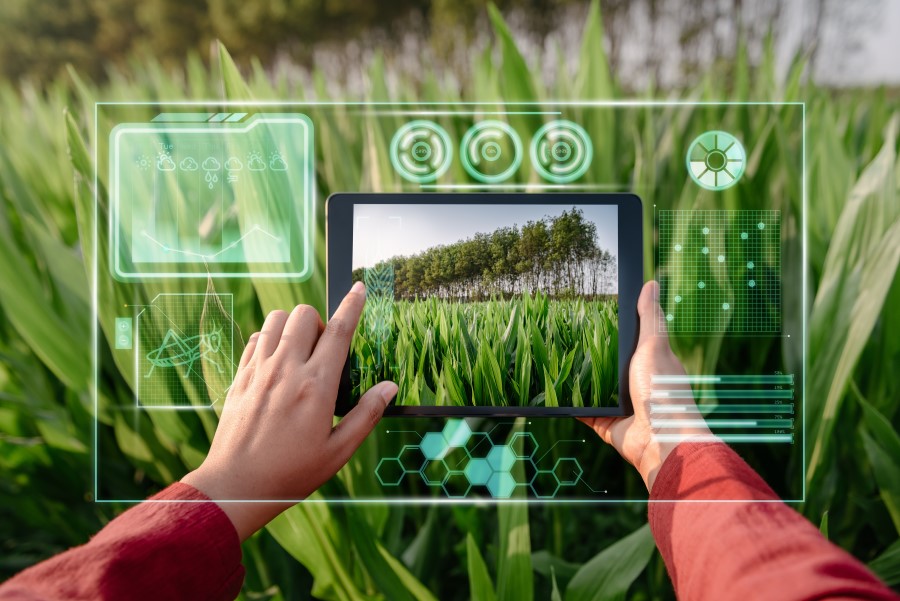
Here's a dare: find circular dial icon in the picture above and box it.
[390,120,453,183]
[530,120,593,183]
[686,131,746,190]
[460,121,523,184]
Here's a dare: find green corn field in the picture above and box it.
[352,295,619,407]
[1,2,899,599]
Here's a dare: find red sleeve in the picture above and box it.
[0,483,244,601]
[649,442,899,601]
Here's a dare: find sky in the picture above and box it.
[352,203,619,269]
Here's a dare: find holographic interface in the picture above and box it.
[94,102,804,502]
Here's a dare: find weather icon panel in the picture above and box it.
[686,130,746,191]
[110,113,314,280]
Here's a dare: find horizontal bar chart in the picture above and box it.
[651,374,793,385]
[650,403,794,414]
[651,419,793,429]
[651,389,793,399]
[653,434,794,444]
[649,373,796,444]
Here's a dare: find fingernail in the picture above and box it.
[380,382,398,406]
[351,281,366,296]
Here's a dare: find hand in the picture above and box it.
[182,282,398,540]
[579,281,711,493]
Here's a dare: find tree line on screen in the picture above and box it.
[353,208,617,300]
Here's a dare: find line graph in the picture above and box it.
[140,224,282,261]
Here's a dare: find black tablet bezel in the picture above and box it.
[327,193,642,417]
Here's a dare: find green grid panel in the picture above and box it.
[135,293,235,407]
[657,209,781,334]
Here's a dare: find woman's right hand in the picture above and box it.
[579,281,711,492]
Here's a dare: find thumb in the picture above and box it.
[327,381,398,467]
[638,280,667,344]
[578,416,617,446]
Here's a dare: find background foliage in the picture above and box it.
[1,1,899,599]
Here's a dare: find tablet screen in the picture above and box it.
[349,202,622,410]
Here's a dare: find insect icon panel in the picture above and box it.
[110,113,314,280]
[134,293,234,408]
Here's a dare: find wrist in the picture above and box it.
[636,440,677,493]
[181,467,284,542]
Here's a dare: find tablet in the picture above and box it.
[327,193,642,416]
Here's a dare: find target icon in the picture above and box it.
[530,120,593,183]
[390,120,452,183]
[460,120,523,183]
[686,131,746,191]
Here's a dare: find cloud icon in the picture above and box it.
[157,154,176,171]
[201,157,221,171]
[248,152,266,171]
[225,157,243,171]
[269,152,287,171]
[179,157,198,171]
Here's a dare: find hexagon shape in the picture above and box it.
[486,471,517,498]
[420,459,449,486]
[442,419,472,447]
[487,444,516,472]
[397,444,426,473]
[529,469,562,499]
[464,458,493,486]
[465,431,493,459]
[509,431,539,459]
[443,445,470,472]
[375,458,405,486]
[420,432,448,460]
[553,457,584,486]
[511,460,533,486]
[442,471,472,499]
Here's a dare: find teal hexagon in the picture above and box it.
[375,458,405,486]
[442,419,472,447]
[529,469,562,499]
[443,445,470,472]
[420,459,449,486]
[511,460,533,485]
[442,472,472,499]
[397,444,426,473]
[487,444,516,472]
[486,471,517,498]
[552,458,584,486]
[420,432,448,460]
[509,432,539,459]
[464,457,493,486]
[465,431,493,458]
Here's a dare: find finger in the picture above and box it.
[326,381,397,469]
[638,280,667,343]
[238,332,260,368]
[578,416,617,446]
[256,310,290,358]
[310,282,366,387]
[278,304,325,363]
